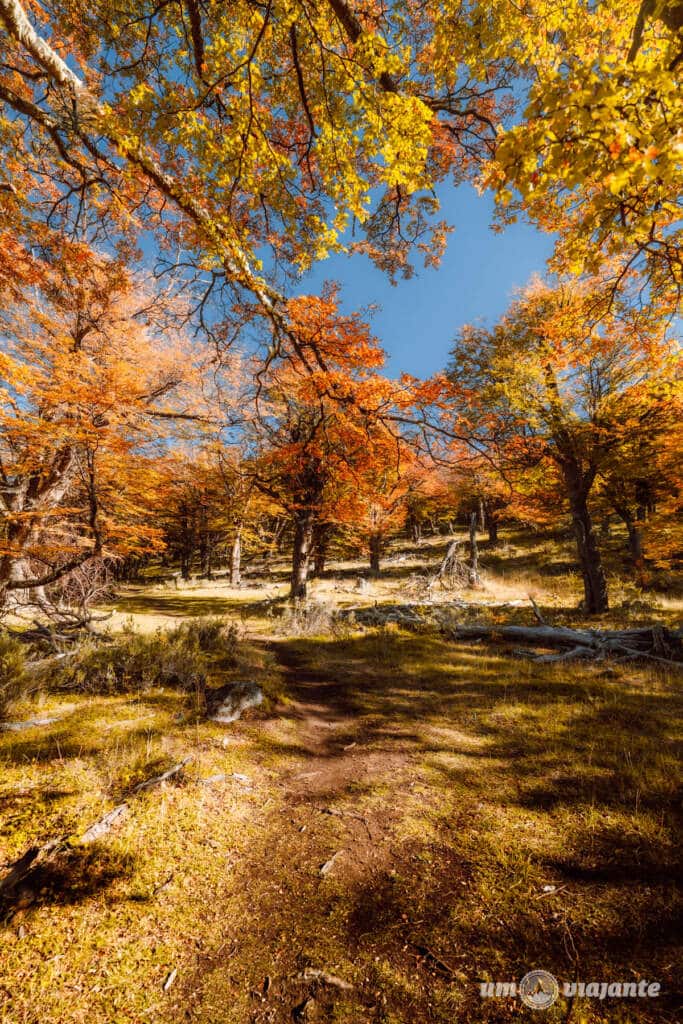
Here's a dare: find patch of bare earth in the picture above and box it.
[170,641,475,1023]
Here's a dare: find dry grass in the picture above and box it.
[102,527,683,639]
[0,528,681,1023]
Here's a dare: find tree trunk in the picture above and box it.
[229,530,242,586]
[199,529,213,579]
[635,479,655,521]
[1,554,48,610]
[312,522,331,577]
[487,517,499,546]
[273,517,287,553]
[613,505,645,585]
[478,497,486,532]
[290,512,314,599]
[369,533,382,577]
[567,487,609,614]
[468,512,479,585]
[407,514,422,545]
[179,511,194,580]
[313,550,325,577]
[626,520,644,570]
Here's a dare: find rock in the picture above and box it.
[209,681,263,724]
[354,578,370,593]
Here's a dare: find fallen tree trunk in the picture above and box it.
[444,623,683,664]
[0,837,66,899]
[80,804,129,844]
[134,756,192,793]
[2,756,194,904]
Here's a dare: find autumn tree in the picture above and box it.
[441,447,512,547]
[0,242,200,614]
[2,0,678,363]
[248,288,413,598]
[0,0,518,371]
[334,434,414,577]
[485,0,682,303]
[446,273,678,613]
[595,380,682,582]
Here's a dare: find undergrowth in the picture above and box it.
[45,617,241,697]
[0,631,28,720]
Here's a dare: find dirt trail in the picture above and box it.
[176,640,444,1024]
[267,641,412,802]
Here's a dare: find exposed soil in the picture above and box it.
[174,640,441,1023]
[163,638,681,1023]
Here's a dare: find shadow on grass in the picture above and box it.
[1,846,135,917]
[0,693,186,767]
[113,593,254,618]
[253,632,682,1021]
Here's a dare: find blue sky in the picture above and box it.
[301,184,555,377]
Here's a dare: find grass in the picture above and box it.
[0,528,681,1023]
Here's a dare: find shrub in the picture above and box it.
[49,617,241,699]
[168,617,240,659]
[279,600,343,637]
[53,629,204,696]
[0,631,29,721]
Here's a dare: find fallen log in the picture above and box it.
[80,803,129,844]
[444,624,683,664]
[0,715,62,732]
[134,756,193,792]
[0,837,66,899]
[1,754,194,903]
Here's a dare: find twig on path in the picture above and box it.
[319,850,344,876]
[318,805,373,839]
[162,968,177,991]
[411,941,457,979]
[152,874,174,896]
[532,884,568,900]
[528,595,546,625]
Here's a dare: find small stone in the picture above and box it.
[210,681,263,724]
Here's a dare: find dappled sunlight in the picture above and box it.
[1,567,681,1023]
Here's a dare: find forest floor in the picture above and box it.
[1,530,681,1023]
